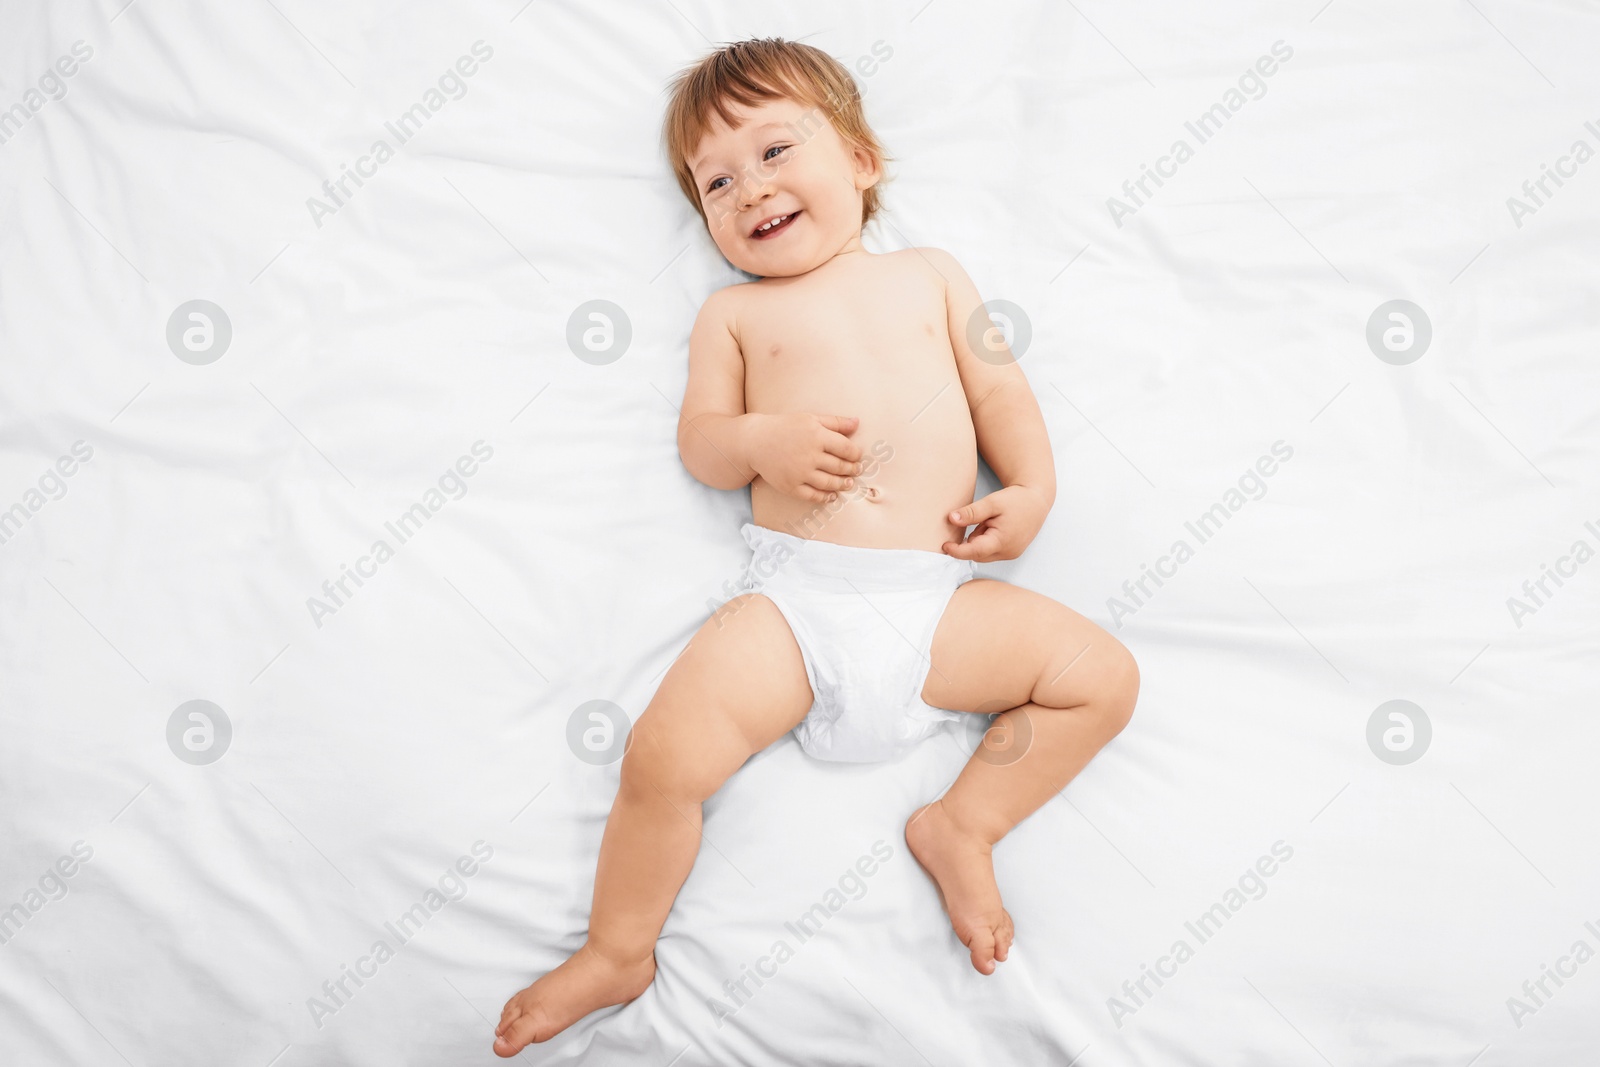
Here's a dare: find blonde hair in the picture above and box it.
[662,37,892,229]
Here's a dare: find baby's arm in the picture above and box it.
[678,289,863,501]
[923,248,1057,561]
[678,288,762,490]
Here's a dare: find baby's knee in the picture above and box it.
[618,723,689,800]
[1102,646,1140,735]
[618,710,738,804]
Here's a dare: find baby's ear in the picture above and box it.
[852,145,882,189]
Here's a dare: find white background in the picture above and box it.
[1,1,1597,1064]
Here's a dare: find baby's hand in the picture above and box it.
[747,412,864,504]
[943,485,1050,562]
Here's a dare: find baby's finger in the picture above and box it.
[794,483,831,504]
[943,526,1004,562]
[814,453,860,477]
[821,432,864,465]
[805,471,855,493]
[949,496,1001,528]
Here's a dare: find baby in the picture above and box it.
[494,37,1140,1056]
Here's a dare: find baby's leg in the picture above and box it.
[494,593,812,1056]
[908,579,1139,975]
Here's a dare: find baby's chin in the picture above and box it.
[727,245,831,279]
[742,260,821,279]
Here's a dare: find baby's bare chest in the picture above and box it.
[738,272,953,414]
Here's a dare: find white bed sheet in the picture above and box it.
[2,1,1598,1064]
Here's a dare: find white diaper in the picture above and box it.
[738,521,976,763]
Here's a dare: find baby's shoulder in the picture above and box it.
[888,246,969,289]
[902,245,959,268]
[693,280,751,326]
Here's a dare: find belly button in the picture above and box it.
[864,486,881,500]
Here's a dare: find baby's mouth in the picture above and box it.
[750,210,801,240]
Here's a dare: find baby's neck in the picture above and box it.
[754,236,870,281]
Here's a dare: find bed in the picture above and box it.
[2,0,1597,1063]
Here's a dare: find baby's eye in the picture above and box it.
[704,146,790,196]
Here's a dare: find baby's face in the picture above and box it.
[688,96,879,278]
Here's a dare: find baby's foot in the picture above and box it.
[905,800,1015,975]
[493,940,657,1057]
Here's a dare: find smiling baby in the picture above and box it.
[494,37,1140,1055]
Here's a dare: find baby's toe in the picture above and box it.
[996,915,1015,961]
[966,927,998,975]
[494,1011,543,1057]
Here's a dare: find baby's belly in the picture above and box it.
[748,377,979,554]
